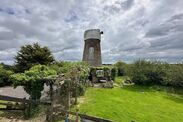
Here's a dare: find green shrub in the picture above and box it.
[164,64,183,87]
[111,67,116,81]
[129,60,183,88]
[58,62,90,98]
[10,65,57,100]
[131,60,167,85]
[72,84,86,97]
[115,61,127,76]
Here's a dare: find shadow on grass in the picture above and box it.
[0,110,24,120]
[164,94,183,104]
[122,85,183,104]
[0,105,47,121]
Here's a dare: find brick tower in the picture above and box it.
[82,29,103,67]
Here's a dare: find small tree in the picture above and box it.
[10,65,57,100]
[15,43,54,72]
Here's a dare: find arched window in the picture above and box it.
[88,47,94,60]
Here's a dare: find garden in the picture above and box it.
[0,43,183,122]
[77,77,183,122]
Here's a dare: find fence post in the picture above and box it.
[28,101,31,118]
[68,80,71,110]
[23,97,27,118]
[75,81,78,105]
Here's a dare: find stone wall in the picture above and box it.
[82,39,102,67]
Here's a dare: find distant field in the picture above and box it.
[77,77,183,122]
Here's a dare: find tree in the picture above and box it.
[15,43,54,72]
[0,64,14,86]
[10,65,57,100]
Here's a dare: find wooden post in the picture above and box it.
[46,81,53,122]
[23,97,27,118]
[50,81,53,122]
[75,80,78,105]
[27,97,31,118]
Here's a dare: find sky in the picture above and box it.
[0,0,183,64]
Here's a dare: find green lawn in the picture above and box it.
[115,76,130,85]
[77,78,183,122]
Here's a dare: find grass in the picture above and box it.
[115,76,130,85]
[0,100,47,120]
[0,100,6,108]
[77,77,183,122]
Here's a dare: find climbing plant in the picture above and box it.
[10,65,57,100]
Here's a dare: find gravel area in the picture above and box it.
[0,85,50,121]
[0,84,50,99]
[0,86,29,99]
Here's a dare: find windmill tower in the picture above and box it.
[82,29,103,67]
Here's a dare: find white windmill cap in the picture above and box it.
[84,29,103,41]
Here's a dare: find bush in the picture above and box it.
[57,62,90,98]
[115,61,127,76]
[73,84,86,97]
[111,67,116,81]
[129,60,183,88]
[164,64,183,87]
[130,60,167,85]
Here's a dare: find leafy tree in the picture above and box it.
[15,43,54,72]
[0,64,14,86]
[0,63,15,71]
[10,65,57,100]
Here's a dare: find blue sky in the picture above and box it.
[0,0,183,64]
